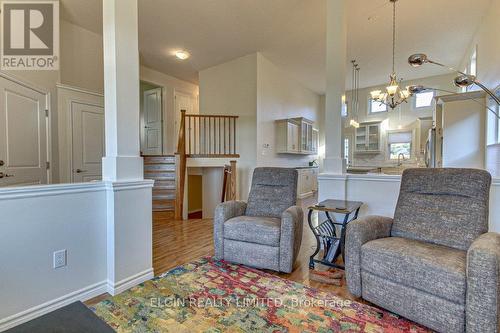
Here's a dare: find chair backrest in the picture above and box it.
[392,168,491,250]
[245,167,298,218]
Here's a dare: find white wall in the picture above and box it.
[199,54,258,200]
[459,0,500,90]
[0,184,107,330]
[256,53,321,167]
[140,66,199,155]
[60,20,104,93]
[202,167,224,219]
[199,53,324,202]
[344,74,456,167]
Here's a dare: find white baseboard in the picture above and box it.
[0,280,108,332]
[107,268,154,296]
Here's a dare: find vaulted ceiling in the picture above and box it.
[60,0,492,93]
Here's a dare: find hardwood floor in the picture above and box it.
[87,196,359,306]
[152,196,359,302]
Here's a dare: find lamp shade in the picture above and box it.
[454,75,476,88]
[387,84,399,96]
[408,54,428,67]
[370,90,382,99]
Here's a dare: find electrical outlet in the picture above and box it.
[53,250,67,269]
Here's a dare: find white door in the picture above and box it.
[0,76,48,187]
[142,88,163,155]
[71,102,105,182]
[175,91,195,138]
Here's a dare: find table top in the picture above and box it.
[308,199,363,214]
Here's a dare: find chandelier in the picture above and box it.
[370,0,411,109]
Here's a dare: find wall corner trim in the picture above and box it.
[106,268,154,296]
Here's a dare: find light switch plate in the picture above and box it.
[53,249,67,269]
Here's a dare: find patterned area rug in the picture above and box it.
[91,258,431,332]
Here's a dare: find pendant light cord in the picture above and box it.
[392,0,396,74]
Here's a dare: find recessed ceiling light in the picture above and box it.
[175,50,190,60]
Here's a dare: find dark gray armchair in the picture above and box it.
[345,168,498,333]
[214,167,303,273]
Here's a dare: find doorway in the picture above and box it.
[140,81,163,156]
[187,170,203,219]
[0,75,49,187]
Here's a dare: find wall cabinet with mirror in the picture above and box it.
[276,117,318,155]
[354,121,381,153]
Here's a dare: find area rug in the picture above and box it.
[90,257,431,332]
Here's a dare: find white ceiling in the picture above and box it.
[60,0,492,93]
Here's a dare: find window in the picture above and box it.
[461,67,468,93]
[369,98,387,114]
[487,89,500,145]
[341,94,348,117]
[414,91,434,109]
[388,131,412,160]
[344,138,349,164]
[469,48,477,77]
[465,46,478,92]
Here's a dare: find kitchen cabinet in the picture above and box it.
[296,167,318,199]
[355,122,381,153]
[276,117,318,155]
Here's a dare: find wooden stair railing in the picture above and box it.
[175,111,239,220]
[221,160,237,202]
[184,114,240,158]
[174,110,187,220]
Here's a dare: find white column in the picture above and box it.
[102,0,153,295]
[102,0,143,181]
[323,0,347,174]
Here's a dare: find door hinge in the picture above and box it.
[46,161,50,170]
[45,109,49,117]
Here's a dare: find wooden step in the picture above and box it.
[144,156,175,164]
[143,155,177,213]
[153,199,175,212]
[144,163,175,172]
[153,179,175,187]
[144,171,175,180]
[153,193,175,201]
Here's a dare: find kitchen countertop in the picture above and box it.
[295,166,319,169]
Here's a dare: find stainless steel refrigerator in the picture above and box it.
[424,128,437,168]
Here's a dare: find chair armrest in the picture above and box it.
[279,206,304,273]
[345,215,393,297]
[466,232,500,333]
[213,201,247,259]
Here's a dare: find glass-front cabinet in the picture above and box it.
[354,122,381,153]
[276,117,318,155]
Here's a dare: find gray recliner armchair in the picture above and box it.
[345,168,498,333]
[214,167,303,273]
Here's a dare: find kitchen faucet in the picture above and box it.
[397,153,406,167]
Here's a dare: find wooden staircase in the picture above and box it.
[143,155,176,212]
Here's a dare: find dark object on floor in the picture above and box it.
[5,301,115,333]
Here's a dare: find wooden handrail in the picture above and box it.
[221,161,237,202]
[228,160,237,200]
[185,114,239,118]
[174,110,187,220]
